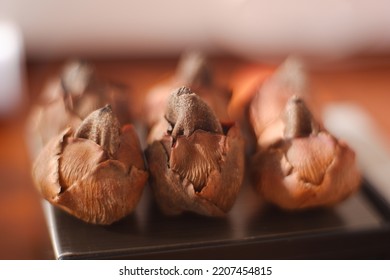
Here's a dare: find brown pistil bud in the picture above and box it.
[165,86,222,139]
[283,95,319,139]
[75,105,121,157]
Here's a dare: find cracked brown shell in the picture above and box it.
[32,121,148,225]
[249,58,361,210]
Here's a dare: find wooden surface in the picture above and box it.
[1,56,390,259]
[0,120,53,259]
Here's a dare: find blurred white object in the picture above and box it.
[0,21,25,116]
[324,104,390,205]
[211,0,390,61]
[1,1,213,58]
[1,1,390,59]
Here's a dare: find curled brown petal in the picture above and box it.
[170,130,225,192]
[249,59,361,210]
[147,88,244,216]
[56,158,147,225]
[285,133,334,185]
[32,128,72,200]
[32,107,148,225]
[254,132,360,209]
[59,137,107,193]
[146,125,244,216]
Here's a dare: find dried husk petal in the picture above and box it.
[146,125,245,216]
[249,58,361,210]
[32,125,148,225]
[253,132,361,209]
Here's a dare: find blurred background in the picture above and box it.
[1,0,390,259]
[1,0,390,60]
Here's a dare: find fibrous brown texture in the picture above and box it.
[253,131,361,209]
[147,126,244,216]
[165,86,223,138]
[249,58,361,210]
[32,106,148,225]
[146,88,245,216]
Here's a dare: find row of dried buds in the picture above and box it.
[31,56,241,224]
[31,56,361,225]
[32,85,243,224]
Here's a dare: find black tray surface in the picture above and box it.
[45,179,390,260]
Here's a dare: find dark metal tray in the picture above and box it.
[44,178,390,260]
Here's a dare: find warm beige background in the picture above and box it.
[1,0,390,259]
[1,56,390,259]
[1,1,390,59]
